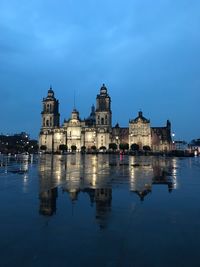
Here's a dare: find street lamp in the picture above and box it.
[172,133,175,150]
[116,136,119,150]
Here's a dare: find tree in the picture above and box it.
[143,145,151,151]
[33,144,39,151]
[99,146,106,150]
[81,146,86,153]
[131,143,139,151]
[40,145,47,151]
[91,145,97,150]
[59,144,68,152]
[119,143,129,151]
[24,144,29,152]
[191,139,200,146]
[71,145,77,152]
[109,143,117,151]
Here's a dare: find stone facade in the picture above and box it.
[129,112,172,151]
[39,85,172,152]
[129,111,151,149]
[151,120,172,152]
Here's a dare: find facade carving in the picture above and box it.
[129,111,151,149]
[39,84,172,152]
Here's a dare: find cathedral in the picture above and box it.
[39,84,172,152]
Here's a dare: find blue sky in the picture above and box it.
[0,0,199,141]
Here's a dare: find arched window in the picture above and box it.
[105,115,108,124]
[46,120,49,126]
[101,118,104,125]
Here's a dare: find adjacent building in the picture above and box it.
[39,85,172,152]
[0,132,38,154]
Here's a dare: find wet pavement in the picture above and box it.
[0,154,200,267]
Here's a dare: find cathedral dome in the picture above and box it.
[71,108,79,120]
[130,111,150,123]
[100,84,107,94]
[47,86,54,98]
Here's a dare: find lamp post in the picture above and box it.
[172,133,175,150]
[116,136,119,150]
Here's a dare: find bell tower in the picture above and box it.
[95,84,112,149]
[41,86,60,128]
[95,84,112,128]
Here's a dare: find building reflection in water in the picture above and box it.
[39,188,58,216]
[81,187,112,229]
[129,156,177,201]
[94,188,112,229]
[38,155,63,216]
[38,154,177,225]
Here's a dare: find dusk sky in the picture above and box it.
[0,0,199,141]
